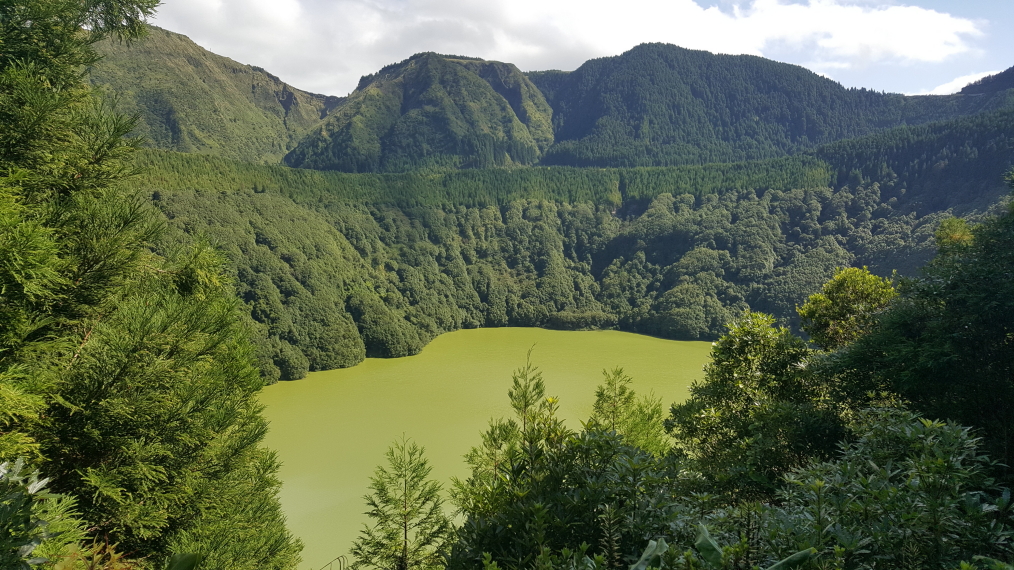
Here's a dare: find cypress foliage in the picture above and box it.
[0,1,301,567]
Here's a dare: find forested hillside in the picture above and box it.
[89,26,342,163]
[282,53,555,172]
[0,6,300,570]
[530,44,1013,168]
[87,34,1014,173]
[133,95,1014,381]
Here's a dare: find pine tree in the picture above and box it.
[351,437,452,570]
[589,368,670,457]
[590,368,635,432]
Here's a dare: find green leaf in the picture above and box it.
[694,525,723,568]
[764,548,816,570]
[629,539,669,570]
[973,556,1014,570]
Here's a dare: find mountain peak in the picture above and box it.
[89,26,342,163]
[286,51,554,172]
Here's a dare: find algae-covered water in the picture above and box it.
[259,328,712,570]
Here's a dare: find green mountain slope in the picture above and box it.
[813,102,1014,212]
[89,26,342,163]
[88,27,1014,381]
[961,65,1014,95]
[129,100,1014,380]
[283,53,554,172]
[91,31,1013,173]
[532,43,1013,168]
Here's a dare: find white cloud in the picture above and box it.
[911,69,1001,95]
[150,0,985,96]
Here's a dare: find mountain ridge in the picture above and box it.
[282,52,554,172]
[89,26,344,164]
[532,42,1011,167]
[87,26,1014,173]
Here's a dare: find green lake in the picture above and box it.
[259,327,712,570]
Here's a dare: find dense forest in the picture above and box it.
[132,100,1014,382]
[4,2,1014,570]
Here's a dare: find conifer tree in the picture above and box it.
[589,368,670,456]
[351,437,452,570]
[590,368,635,432]
[0,0,302,567]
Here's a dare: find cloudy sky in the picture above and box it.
[150,0,1014,98]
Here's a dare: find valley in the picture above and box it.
[3,5,1014,569]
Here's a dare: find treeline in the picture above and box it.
[814,102,1014,211]
[135,150,832,208]
[353,197,1014,570]
[619,157,831,200]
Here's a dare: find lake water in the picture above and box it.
[259,327,712,569]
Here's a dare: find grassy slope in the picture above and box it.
[89,26,342,163]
